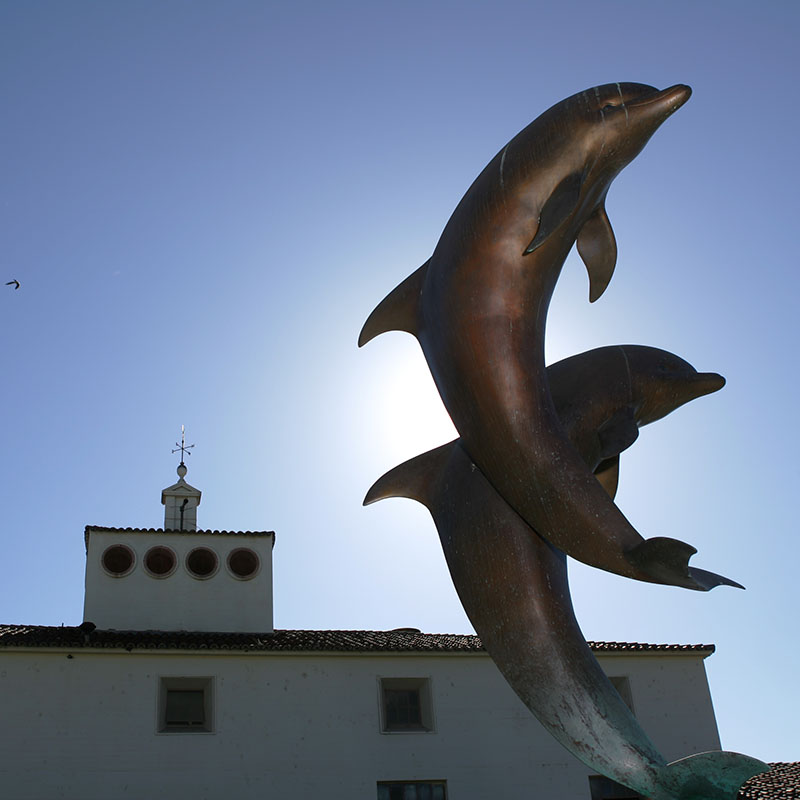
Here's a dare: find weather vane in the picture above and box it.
[171,425,195,465]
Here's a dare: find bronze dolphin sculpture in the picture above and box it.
[364,346,765,799]
[359,82,707,588]
[545,345,740,590]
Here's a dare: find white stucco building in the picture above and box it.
[0,463,727,800]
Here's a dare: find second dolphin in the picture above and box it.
[365,346,763,799]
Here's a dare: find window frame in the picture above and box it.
[100,544,136,578]
[378,676,435,734]
[377,779,448,799]
[226,547,260,580]
[608,675,635,715]
[185,546,220,580]
[157,676,215,734]
[588,774,642,800]
[143,545,178,579]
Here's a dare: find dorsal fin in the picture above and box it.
[358,261,429,347]
[577,202,617,302]
[363,441,456,509]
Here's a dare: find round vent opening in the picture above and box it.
[101,545,135,577]
[144,546,177,578]
[227,548,259,580]
[186,547,218,579]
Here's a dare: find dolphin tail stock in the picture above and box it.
[625,537,743,591]
[363,440,456,507]
[661,750,768,800]
[358,260,429,347]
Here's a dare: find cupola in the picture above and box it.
[161,462,201,530]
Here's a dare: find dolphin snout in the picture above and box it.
[691,371,726,397]
[627,84,692,120]
[661,83,692,115]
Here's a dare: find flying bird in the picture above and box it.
[5,279,20,290]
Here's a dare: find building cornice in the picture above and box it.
[0,625,716,657]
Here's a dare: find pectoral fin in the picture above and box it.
[597,409,639,460]
[524,172,584,255]
[358,260,428,347]
[577,202,618,302]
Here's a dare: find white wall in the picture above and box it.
[0,648,720,800]
[83,529,274,633]
[598,652,721,758]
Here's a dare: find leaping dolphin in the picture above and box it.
[364,346,765,799]
[544,345,739,590]
[360,83,707,588]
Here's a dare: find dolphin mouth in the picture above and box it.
[626,84,692,119]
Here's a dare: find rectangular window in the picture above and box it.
[588,775,642,800]
[377,780,447,800]
[608,675,634,715]
[158,677,214,733]
[379,677,434,733]
[165,689,205,726]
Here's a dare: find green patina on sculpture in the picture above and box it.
[360,84,768,799]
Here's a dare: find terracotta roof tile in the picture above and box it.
[84,525,275,550]
[0,625,715,655]
[740,763,800,799]
[586,640,715,653]
[86,525,274,536]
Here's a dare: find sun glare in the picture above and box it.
[365,346,458,464]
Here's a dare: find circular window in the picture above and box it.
[101,544,135,577]
[144,546,177,578]
[186,547,218,579]
[227,548,260,580]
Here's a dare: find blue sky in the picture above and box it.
[1,0,797,762]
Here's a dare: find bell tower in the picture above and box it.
[82,430,275,633]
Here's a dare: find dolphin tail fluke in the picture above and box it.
[625,536,699,589]
[687,566,745,591]
[626,537,744,591]
[358,260,429,347]
[363,441,455,507]
[663,750,768,800]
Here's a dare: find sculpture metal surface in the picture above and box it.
[360,82,768,798]
[360,83,715,589]
[365,347,761,799]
